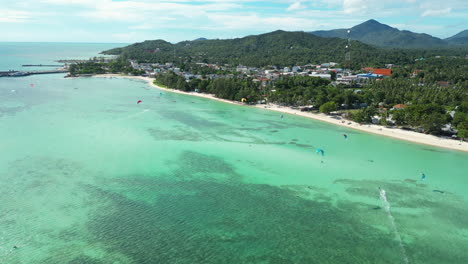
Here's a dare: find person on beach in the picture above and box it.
[281,114,283,119]
[421,173,426,181]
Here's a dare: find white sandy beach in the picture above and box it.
[91,74,468,152]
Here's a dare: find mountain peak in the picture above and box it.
[354,19,392,31]
[363,19,380,25]
[310,19,447,48]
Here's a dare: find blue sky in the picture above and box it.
[1,0,467,43]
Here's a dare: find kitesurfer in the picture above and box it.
[316,148,325,156]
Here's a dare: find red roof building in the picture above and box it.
[393,104,407,110]
[373,69,392,76]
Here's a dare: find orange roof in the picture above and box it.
[373,69,392,76]
[393,104,407,109]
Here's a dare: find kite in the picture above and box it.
[316,148,325,156]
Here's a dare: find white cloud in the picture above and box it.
[205,13,324,31]
[111,32,140,42]
[2,0,467,42]
[72,1,241,22]
[40,0,99,7]
[342,0,374,14]
[287,2,306,11]
[421,8,451,17]
[0,9,30,23]
[129,19,176,30]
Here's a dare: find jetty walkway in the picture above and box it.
[0,70,68,77]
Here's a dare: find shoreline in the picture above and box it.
[90,74,468,152]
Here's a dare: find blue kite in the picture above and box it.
[316,148,325,156]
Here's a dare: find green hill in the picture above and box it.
[310,19,447,48]
[102,30,467,68]
[102,30,393,67]
[445,30,468,45]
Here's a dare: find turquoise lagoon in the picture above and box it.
[0,44,467,264]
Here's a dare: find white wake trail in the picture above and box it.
[379,188,409,264]
[115,109,151,121]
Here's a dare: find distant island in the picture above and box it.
[67,26,468,142]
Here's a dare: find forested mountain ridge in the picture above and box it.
[103,30,377,67]
[310,19,449,48]
[445,30,468,45]
[102,30,467,68]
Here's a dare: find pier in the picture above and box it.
[22,64,64,67]
[0,70,68,77]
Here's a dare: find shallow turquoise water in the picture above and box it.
[1,45,468,264]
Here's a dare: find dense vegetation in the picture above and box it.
[68,60,145,76]
[102,30,467,69]
[452,102,468,138]
[103,31,376,68]
[155,72,262,102]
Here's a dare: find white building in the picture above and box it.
[310,72,331,80]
